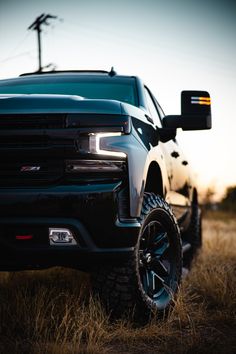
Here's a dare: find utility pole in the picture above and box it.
[28,13,57,72]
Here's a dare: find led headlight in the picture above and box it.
[89,132,126,158]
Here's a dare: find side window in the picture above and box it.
[144,87,162,128]
[154,99,165,119]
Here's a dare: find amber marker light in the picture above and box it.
[199,97,211,105]
[191,96,211,105]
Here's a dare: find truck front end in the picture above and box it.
[0,93,139,270]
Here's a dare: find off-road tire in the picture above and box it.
[92,193,182,323]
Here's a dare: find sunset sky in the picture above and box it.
[0,0,235,198]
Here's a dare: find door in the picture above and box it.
[144,86,191,220]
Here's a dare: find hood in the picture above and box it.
[0,94,123,115]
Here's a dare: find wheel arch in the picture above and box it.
[144,161,164,197]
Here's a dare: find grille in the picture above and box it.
[0,114,69,186]
[0,114,66,129]
[0,160,64,186]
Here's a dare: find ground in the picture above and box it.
[0,212,235,354]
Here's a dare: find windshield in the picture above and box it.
[0,77,138,106]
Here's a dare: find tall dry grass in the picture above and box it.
[0,213,236,354]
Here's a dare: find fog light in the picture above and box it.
[49,228,77,246]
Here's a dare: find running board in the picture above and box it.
[182,242,191,253]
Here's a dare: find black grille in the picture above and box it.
[0,114,66,129]
[0,114,76,186]
[0,134,48,148]
[0,160,64,186]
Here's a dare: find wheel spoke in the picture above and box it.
[154,283,173,300]
[142,221,158,247]
[147,270,155,297]
[153,286,166,299]
[152,269,165,286]
[146,222,155,247]
[154,233,170,257]
[144,270,166,298]
[152,258,170,277]
[152,271,174,300]
[163,282,174,299]
[154,231,168,245]
[150,270,155,294]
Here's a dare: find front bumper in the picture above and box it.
[0,182,140,270]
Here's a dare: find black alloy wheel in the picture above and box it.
[138,219,177,310]
[92,193,182,323]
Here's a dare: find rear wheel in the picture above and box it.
[92,193,182,322]
[183,202,202,269]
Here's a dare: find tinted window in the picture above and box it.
[144,87,162,127]
[0,77,138,106]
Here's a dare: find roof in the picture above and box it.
[20,68,119,77]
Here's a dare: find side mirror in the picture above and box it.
[163,90,212,131]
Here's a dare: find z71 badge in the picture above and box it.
[20,166,41,171]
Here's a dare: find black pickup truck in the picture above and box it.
[0,69,211,320]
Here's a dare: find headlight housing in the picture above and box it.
[66,132,127,175]
[89,132,126,158]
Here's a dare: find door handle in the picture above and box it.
[171,151,180,158]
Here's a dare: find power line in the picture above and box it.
[28,13,58,72]
[7,32,31,57]
[0,51,36,64]
[0,31,32,63]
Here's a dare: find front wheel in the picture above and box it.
[92,193,182,322]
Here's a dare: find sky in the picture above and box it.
[0,0,236,199]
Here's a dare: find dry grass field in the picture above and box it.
[0,212,236,354]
